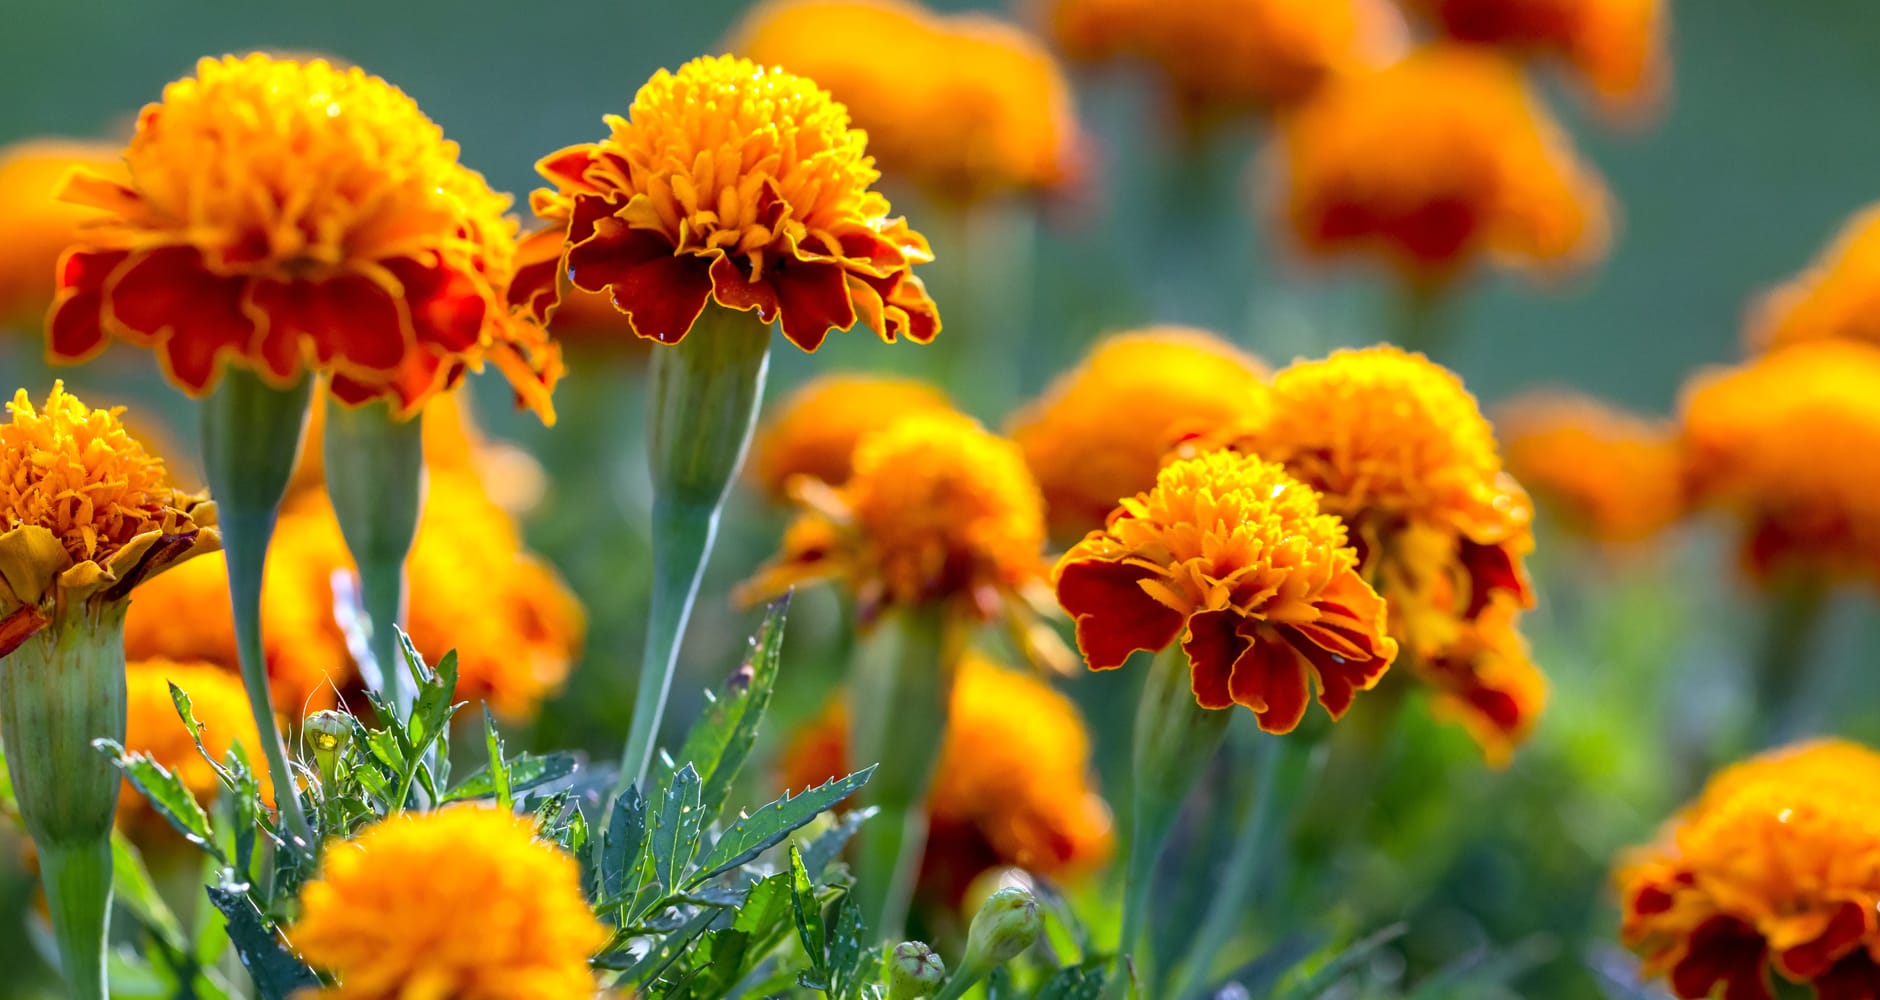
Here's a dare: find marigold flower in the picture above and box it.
[734,0,1084,204]
[1680,341,1880,586]
[1617,740,1880,1000]
[1748,204,1880,356]
[517,54,939,351]
[1054,449,1396,733]
[0,140,125,328]
[119,659,271,844]
[780,652,1114,904]
[1417,596,1545,767]
[47,53,561,421]
[1043,0,1405,121]
[1274,45,1610,285]
[1402,0,1667,110]
[1009,327,1269,541]
[290,804,607,999]
[748,373,955,502]
[1498,389,1685,545]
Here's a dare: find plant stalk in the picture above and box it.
[323,399,426,713]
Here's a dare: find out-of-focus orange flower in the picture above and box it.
[734,0,1084,204]
[1402,0,1667,112]
[1749,205,1880,356]
[1418,596,1545,767]
[0,140,124,328]
[780,652,1113,904]
[119,659,272,845]
[1054,449,1396,733]
[748,373,956,502]
[1617,740,1880,1000]
[1043,0,1406,123]
[47,54,561,421]
[1498,389,1686,545]
[517,55,939,351]
[1680,341,1880,587]
[1274,45,1609,286]
[1009,327,1269,542]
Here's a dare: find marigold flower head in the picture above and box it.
[1617,740,1880,1000]
[1680,340,1880,586]
[0,140,125,328]
[1010,327,1269,542]
[0,382,218,655]
[1403,0,1667,111]
[734,0,1084,204]
[748,373,955,502]
[119,658,271,845]
[47,53,561,421]
[1054,449,1396,733]
[1274,45,1610,285]
[518,54,939,351]
[290,804,607,999]
[1748,204,1880,356]
[1044,0,1406,123]
[1498,389,1685,545]
[780,652,1113,903]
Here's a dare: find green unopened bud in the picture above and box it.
[887,940,946,999]
[302,710,353,784]
[935,886,1042,1000]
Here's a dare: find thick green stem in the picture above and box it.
[1392,282,1455,360]
[40,841,111,1000]
[323,400,425,713]
[1753,575,1830,747]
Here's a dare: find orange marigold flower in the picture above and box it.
[290,805,607,999]
[1274,45,1610,285]
[517,54,939,351]
[0,139,125,328]
[119,659,272,845]
[1748,204,1880,356]
[1009,327,1269,542]
[1498,389,1685,545]
[1053,449,1396,733]
[1680,341,1880,586]
[780,652,1113,904]
[1617,740,1880,1000]
[1402,0,1667,111]
[1418,596,1545,767]
[748,373,955,502]
[47,53,561,421]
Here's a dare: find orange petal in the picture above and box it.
[1056,557,1184,671]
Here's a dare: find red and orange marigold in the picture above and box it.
[1748,204,1880,356]
[1498,388,1685,545]
[1402,0,1668,112]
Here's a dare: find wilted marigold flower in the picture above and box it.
[119,659,271,845]
[1055,449,1397,733]
[47,53,561,421]
[518,54,939,351]
[1617,740,1880,1000]
[1402,0,1667,111]
[1275,45,1609,285]
[290,805,607,999]
[1498,389,1685,545]
[0,140,125,328]
[781,653,1113,904]
[1010,327,1269,541]
[1748,204,1880,356]
[748,373,955,502]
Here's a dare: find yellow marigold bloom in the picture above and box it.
[1749,204,1880,356]
[734,0,1084,204]
[0,139,125,328]
[119,659,271,844]
[518,54,939,351]
[1274,45,1610,285]
[748,373,955,502]
[1009,327,1269,542]
[47,53,561,421]
[1617,740,1880,1000]
[1054,449,1396,733]
[1680,341,1880,586]
[780,653,1113,904]
[1402,0,1667,111]
[1044,0,1405,122]
[290,805,607,999]
[1498,389,1685,545]
[0,382,218,656]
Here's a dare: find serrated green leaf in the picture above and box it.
[685,767,876,889]
[601,903,720,980]
[479,706,512,810]
[693,927,754,996]
[791,845,828,987]
[828,892,868,1000]
[675,597,788,824]
[1037,959,1109,1000]
[802,807,877,880]
[652,764,704,893]
[168,682,241,791]
[99,740,224,863]
[603,786,649,908]
[204,886,320,1000]
[735,873,794,937]
[445,752,578,803]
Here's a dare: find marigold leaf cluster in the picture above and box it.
[118,658,270,847]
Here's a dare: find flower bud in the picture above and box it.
[963,886,1042,968]
[303,710,353,784]
[887,940,946,999]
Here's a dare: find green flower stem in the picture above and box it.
[1392,281,1455,360]
[0,608,128,1000]
[614,308,772,799]
[323,399,425,713]
[201,368,315,848]
[851,605,952,940]
[1754,574,1830,747]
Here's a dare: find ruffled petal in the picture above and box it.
[1056,557,1184,671]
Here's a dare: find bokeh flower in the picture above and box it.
[1401,0,1667,111]
[1680,340,1880,586]
[1617,740,1880,999]
[1498,389,1686,545]
[290,805,607,999]
[1054,449,1397,733]
[748,373,955,502]
[1417,596,1545,767]
[517,54,939,350]
[1748,203,1880,356]
[47,53,561,421]
[733,0,1084,204]
[1273,45,1610,285]
[781,652,1114,904]
[1009,327,1269,541]
[119,659,270,846]
[0,140,124,328]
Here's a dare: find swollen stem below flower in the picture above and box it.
[323,399,425,714]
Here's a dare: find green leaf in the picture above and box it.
[479,706,512,810]
[1273,924,1409,1000]
[675,596,788,824]
[169,681,241,791]
[693,927,754,996]
[98,739,225,863]
[652,764,705,894]
[685,768,876,888]
[445,751,578,803]
[828,892,868,1000]
[790,844,829,989]
[204,886,320,1000]
[801,807,877,880]
[603,786,649,908]
[602,903,720,980]
[111,832,187,953]
[1036,959,1109,1000]
[732,871,797,958]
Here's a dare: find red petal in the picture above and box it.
[1461,539,1531,617]
[253,274,407,373]
[1816,953,1880,1000]
[1181,610,1244,710]
[707,254,781,322]
[510,227,566,322]
[46,248,128,362]
[1670,917,1774,1000]
[1223,625,1314,733]
[1055,558,1184,671]
[536,144,598,190]
[390,260,487,352]
[774,260,857,352]
[1777,901,1870,980]
[1285,628,1394,721]
[107,247,253,393]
